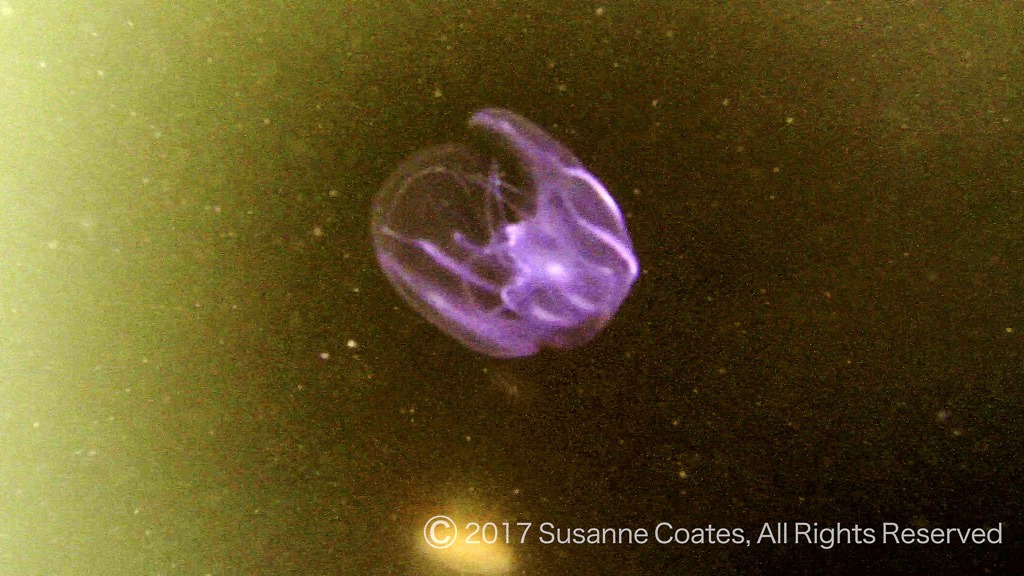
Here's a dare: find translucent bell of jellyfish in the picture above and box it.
[371,108,639,358]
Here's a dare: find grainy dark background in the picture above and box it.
[1,1,1021,574]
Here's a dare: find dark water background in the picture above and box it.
[1,1,1021,574]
